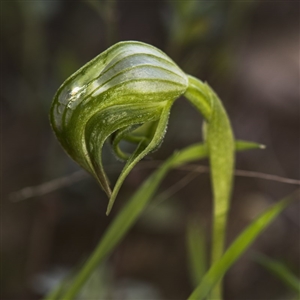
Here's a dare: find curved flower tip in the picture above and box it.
[50,41,189,213]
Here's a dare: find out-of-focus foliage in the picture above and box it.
[254,253,300,295]
[164,1,256,74]
[186,220,207,287]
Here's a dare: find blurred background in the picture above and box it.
[2,1,299,299]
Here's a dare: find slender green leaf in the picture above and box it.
[188,194,297,300]
[235,140,265,151]
[254,253,300,294]
[205,82,235,264]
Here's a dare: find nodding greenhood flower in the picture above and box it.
[50,40,230,214]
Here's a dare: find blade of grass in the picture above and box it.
[235,140,265,151]
[187,191,299,300]
[254,253,300,294]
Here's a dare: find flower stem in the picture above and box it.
[185,76,235,300]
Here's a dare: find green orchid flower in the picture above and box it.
[50,41,233,222]
[50,40,239,298]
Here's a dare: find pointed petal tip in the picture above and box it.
[106,199,114,216]
[105,188,112,198]
[96,174,112,198]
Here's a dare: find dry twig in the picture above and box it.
[9,162,300,202]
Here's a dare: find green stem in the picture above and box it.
[210,213,227,299]
[185,76,235,300]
